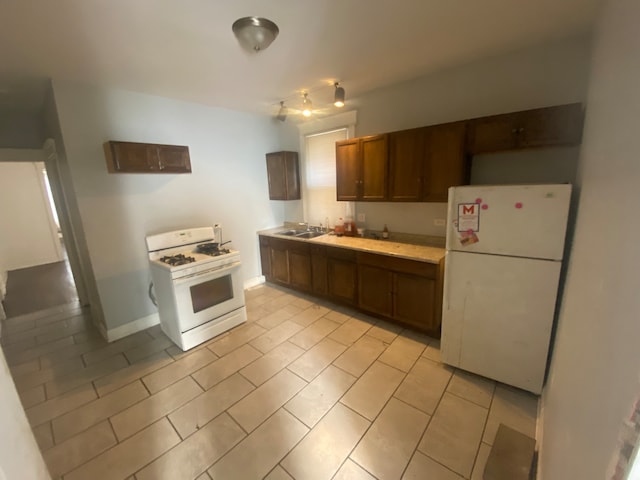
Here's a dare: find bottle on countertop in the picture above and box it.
[344,215,356,237]
[382,224,389,239]
[335,217,344,236]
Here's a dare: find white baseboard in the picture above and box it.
[244,275,265,290]
[536,394,545,480]
[106,313,160,342]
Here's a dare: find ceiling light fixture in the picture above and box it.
[334,82,345,107]
[302,93,313,117]
[276,101,288,122]
[232,17,279,53]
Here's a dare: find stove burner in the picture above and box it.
[202,248,231,257]
[160,254,196,266]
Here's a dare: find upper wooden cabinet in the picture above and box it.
[467,103,583,154]
[423,121,468,202]
[104,141,191,174]
[388,128,424,201]
[266,151,300,200]
[388,122,468,202]
[336,135,388,201]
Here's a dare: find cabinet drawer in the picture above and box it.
[259,235,270,246]
[310,245,326,256]
[357,252,436,278]
[327,246,356,262]
[287,240,310,254]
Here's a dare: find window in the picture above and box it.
[303,128,349,227]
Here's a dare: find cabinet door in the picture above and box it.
[517,103,583,149]
[336,139,360,201]
[423,122,468,202]
[361,135,388,201]
[393,272,436,333]
[327,258,357,305]
[466,113,518,154]
[284,152,301,200]
[310,246,328,295]
[157,145,191,173]
[105,142,157,173]
[289,243,312,292]
[259,236,271,280]
[269,240,289,285]
[389,129,424,201]
[266,152,287,200]
[358,264,393,317]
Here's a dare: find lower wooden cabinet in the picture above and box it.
[310,245,328,295]
[258,235,444,337]
[268,238,290,285]
[358,264,393,317]
[357,252,442,336]
[327,247,358,306]
[288,242,312,292]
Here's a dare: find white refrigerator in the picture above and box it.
[440,184,571,394]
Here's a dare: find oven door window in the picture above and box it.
[190,275,233,314]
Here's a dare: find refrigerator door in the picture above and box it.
[441,251,561,394]
[446,184,571,260]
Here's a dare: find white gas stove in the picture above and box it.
[146,226,246,351]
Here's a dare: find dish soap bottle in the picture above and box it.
[382,224,389,239]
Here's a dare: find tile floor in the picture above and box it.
[1,283,538,480]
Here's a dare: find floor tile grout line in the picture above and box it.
[468,377,498,477]
[446,387,494,410]
[408,365,456,476]
[41,379,151,447]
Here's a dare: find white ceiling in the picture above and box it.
[0,0,600,117]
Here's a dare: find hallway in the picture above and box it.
[3,259,78,318]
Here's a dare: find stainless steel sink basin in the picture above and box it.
[276,229,325,239]
[295,231,324,239]
[276,229,302,236]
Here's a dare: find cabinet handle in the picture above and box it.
[511,128,517,134]
[518,127,524,133]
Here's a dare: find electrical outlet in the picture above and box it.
[434,219,446,227]
[357,213,366,222]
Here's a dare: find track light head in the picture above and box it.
[302,93,312,117]
[334,82,345,107]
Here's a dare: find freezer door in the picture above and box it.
[446,184,571,260]
[440,251,561,394]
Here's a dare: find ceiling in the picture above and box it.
[0,0,600,118]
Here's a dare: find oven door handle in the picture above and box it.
[173,261,241,285]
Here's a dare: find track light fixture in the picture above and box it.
[334,82,345,107]
[302,93,313,117]
[276,101,288,122]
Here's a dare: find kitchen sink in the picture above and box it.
[295,231,325,239]
[276,229,325,239]
[277,229,303,236]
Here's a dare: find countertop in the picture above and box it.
[258,226,446,264]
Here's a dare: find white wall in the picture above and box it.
[0,350,50,479]
[348,35,591,236]
[0,152,63,271]
[52,80,298,331]
[540,1,640,478]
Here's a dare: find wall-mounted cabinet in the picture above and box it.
[104,141,191,173]
[336,135,388,201]
[337,103,583,202]
[466,103,583,154]
[266,151,300,200]
[388,121,468,203]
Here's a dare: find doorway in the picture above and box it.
[0,146,82,318]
